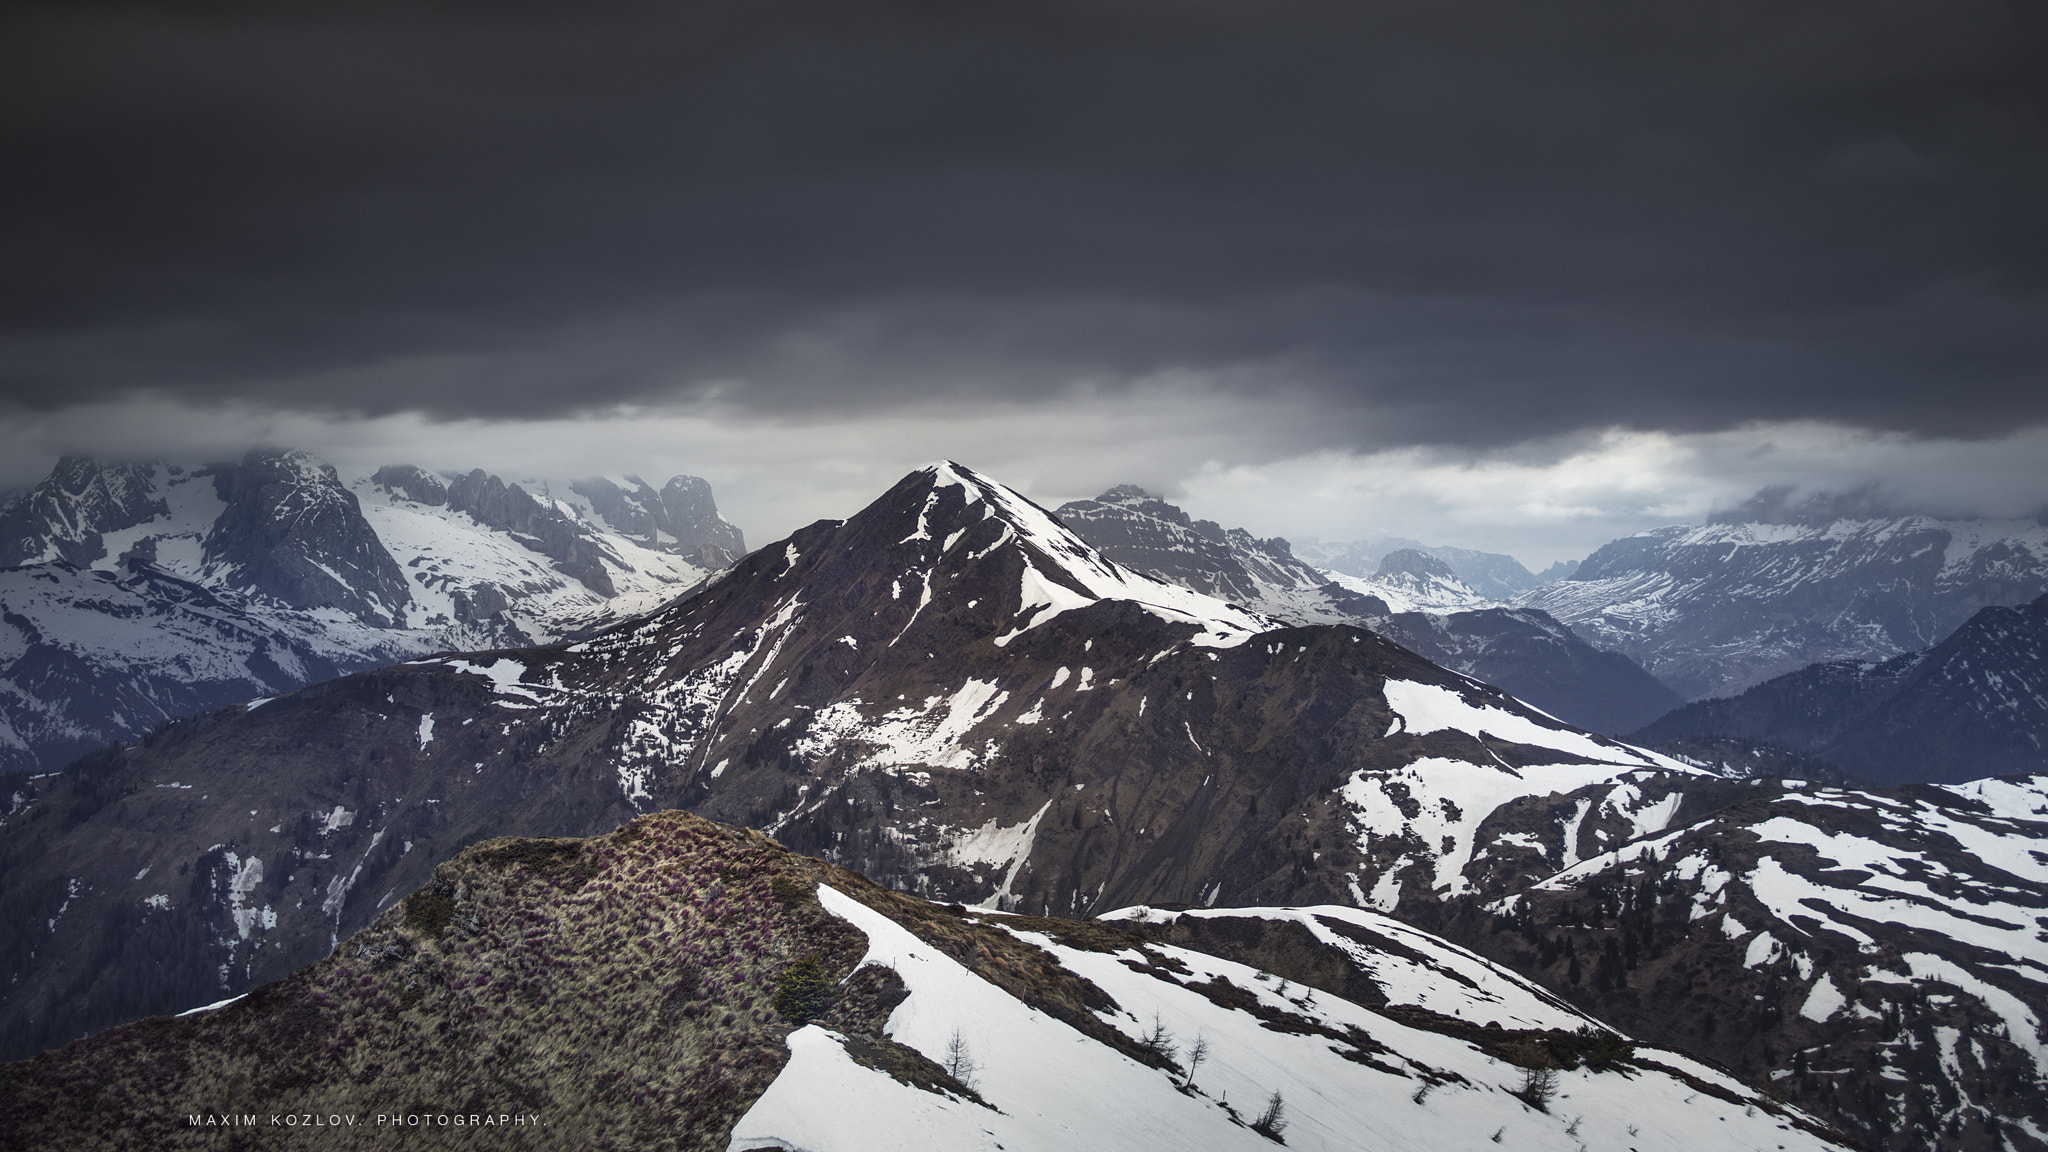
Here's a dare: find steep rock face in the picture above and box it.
[570,474,748,570]
[0,457,167,568]
[1055,487,1677,734]
[0,811,1850,1152]
[1519,516,2048,700]
[1632,593,2048,786]
[0,462,1697,1061]
[0,453,734,776]
[366,463,448,506]
[444,469,619,597]
[1052,486,1318,606]
[202,450,414,628]
[1444,774,2048,1152]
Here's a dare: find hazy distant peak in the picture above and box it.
[1375,547,1459,581]
[1096,483,1155,502]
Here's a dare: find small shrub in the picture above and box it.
[1136,1015,1177,1067]
[403,890,455,940]
[771,874,816,908]
[773,957,834,1023]
[1181,1034,1208,1090]
[1251,1090,1287,1143]
[1548,1025,1633,1070]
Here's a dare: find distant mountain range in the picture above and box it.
[3,462,2038,1151]
[1292,535,1561,599]
[1516,510,2048,701]
[1632,592,2048,787]
[1053,487,1679,734]
[0,451,742,775]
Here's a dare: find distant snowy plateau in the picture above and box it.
[0,451,744,775]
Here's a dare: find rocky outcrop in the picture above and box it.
[572,474,748,570]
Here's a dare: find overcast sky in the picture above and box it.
[3,0,2043,566]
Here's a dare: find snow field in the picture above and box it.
[1379,679,1683,770]
[1342,759,1690,899]
[1109,905,1594,1032]
[730,886,1843,1152]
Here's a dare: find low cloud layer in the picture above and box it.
[6,392,2040,569]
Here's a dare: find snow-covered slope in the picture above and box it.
[1519,515,2048,700]
[1105,903,1600,1031]
[347,466,724,640]
[0,451,740,774]
[1472,774,2048,1150]
[0,561,420,773]
[734,886,1846,1152]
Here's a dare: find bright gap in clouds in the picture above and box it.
[3,392,2042,571]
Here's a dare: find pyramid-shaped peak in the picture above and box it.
[826,462,1276,649]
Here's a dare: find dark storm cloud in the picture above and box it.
[3,0,2043,449]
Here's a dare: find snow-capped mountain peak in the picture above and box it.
[0,451,742,775]
[875,462,1274,648]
